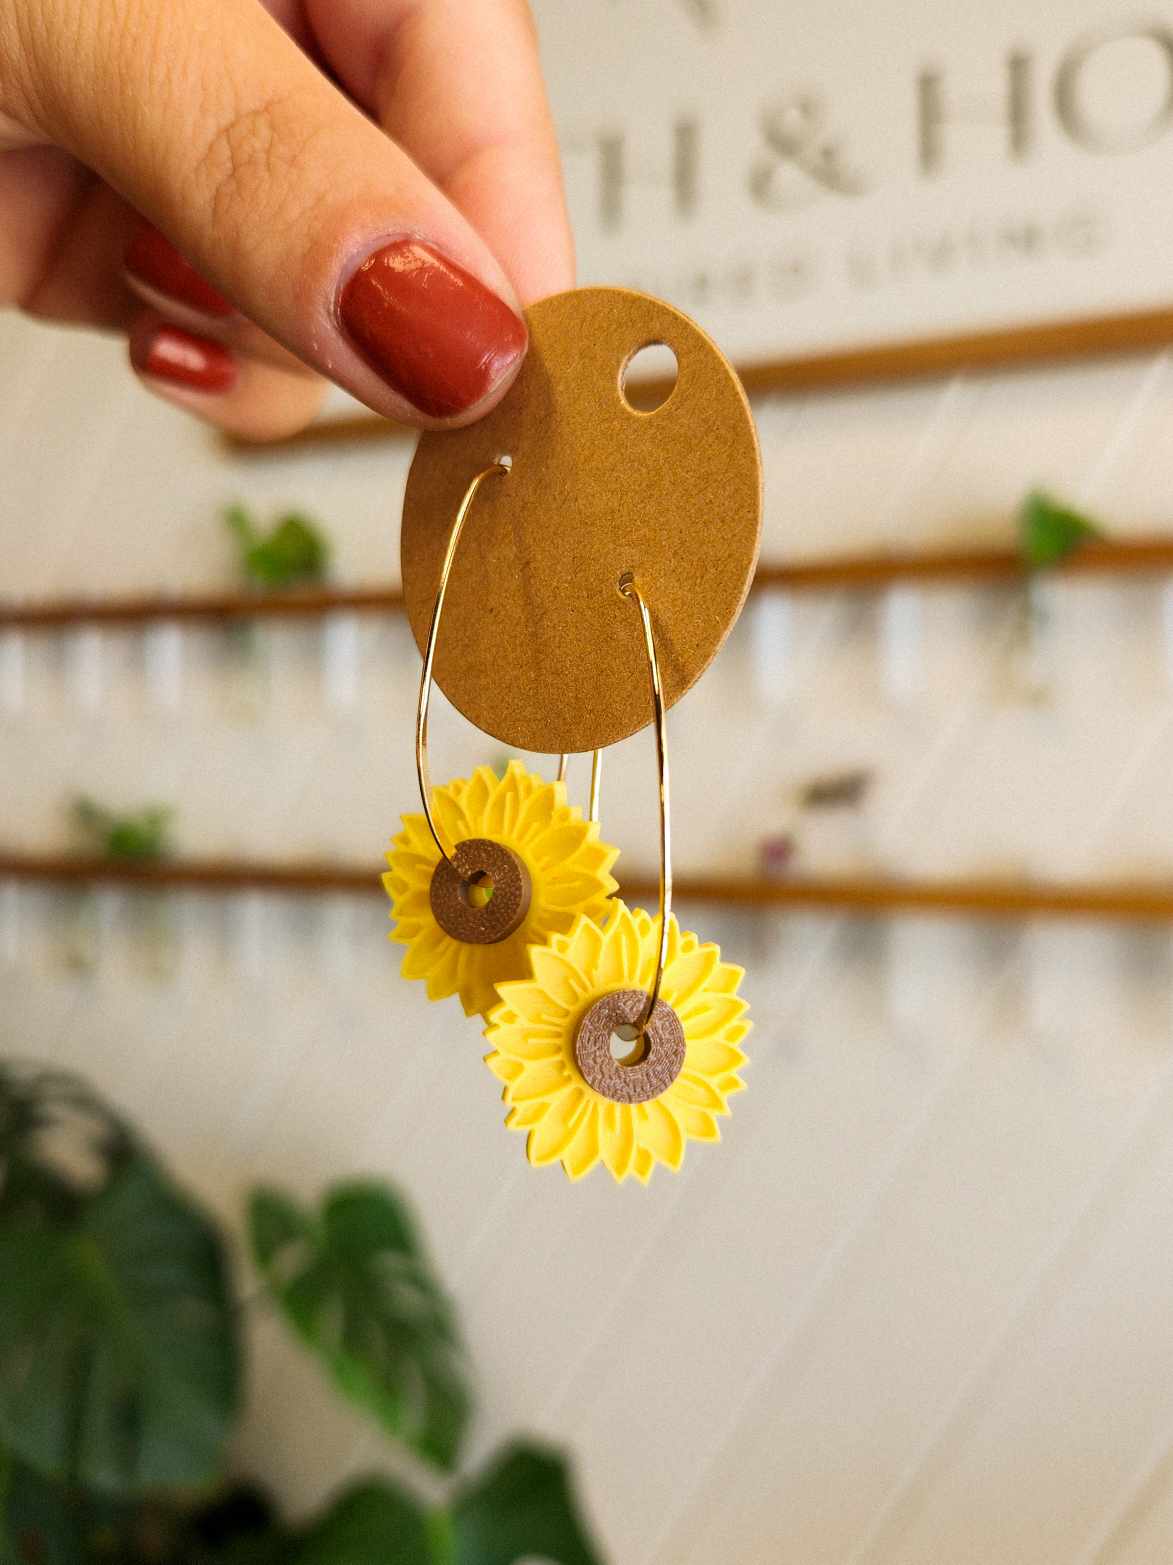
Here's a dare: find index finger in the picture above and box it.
[306,0,575,305]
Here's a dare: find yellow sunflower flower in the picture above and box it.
[384,761,620,1018]
[484,903,749,1183]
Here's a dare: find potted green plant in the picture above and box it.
[0,1065,604,1564]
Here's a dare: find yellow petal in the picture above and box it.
[513,786,560,846]
[561,1103,601,1180]
[485,1053,524,1085]
[675,1105,721,1142]
[487,1024,565,1063]
[668,1072,728,1112]
[708,960,748,996]
[528,946,591,1010]
[463,765,497,822]
[540,871,617,910]
[507,1058,575,1102]
[561,914,604,976]
[506,1101,547,1129]
[637,1099,686,1170]
[684,1038,748,1075]
[599,1101,638,1182]
[663,943,719,1007]
[395,814,441,857]
[526,1088,587,1165]
[424,943,463,1002]
[678,993,750,1035]
[598,903,643,988]
[499,980,572,1027]
[530,820,596,868]
[401,930,447,980]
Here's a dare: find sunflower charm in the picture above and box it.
[384,761,620,1018]
[484,903,749,1182]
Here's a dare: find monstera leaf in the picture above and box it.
[1,1454,89,1565]
[248,1181,471,1471]
[1019,490,1103,568]
[290,1479,434,1565]
[449,1442,603,1565]
[0,1067,241,1497]
[1,1454,179,1565]
[287,1445,602,1565]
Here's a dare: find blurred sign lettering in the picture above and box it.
[547,3,1173,362]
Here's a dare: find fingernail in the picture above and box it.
[125,225,234,318]
[131,326,238,393]
[340,240,527,418]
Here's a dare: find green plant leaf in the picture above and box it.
[226,507,330,591]
[0,1067,241,1498]
[181,1482,287,1565]
[290,1479,433,1565]
[450,1442,604,1565]
[224,505,257,549]
[1,1456,89,1565]
[248,1181,471,1471]
[72,799,173,862]
[1018,490,1103,568]
[0,1451,186,1564]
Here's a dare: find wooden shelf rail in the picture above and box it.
[226,304,1173,453]
[4,855,1173,922]
[6,536,1173,630]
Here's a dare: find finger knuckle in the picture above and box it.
[194,89,322,234]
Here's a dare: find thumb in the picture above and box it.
[14,0,529,424]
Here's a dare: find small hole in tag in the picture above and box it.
[611,1022,650,1067]
[495,452,513,470]
[620,343,678,413]
[463,871,495,908]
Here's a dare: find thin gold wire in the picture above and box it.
[554,749,604,822]
[619,572,671,1030]
[588,746,603,824]
[415,461,508,865]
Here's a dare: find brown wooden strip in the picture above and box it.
[226,306,1173,454]
[4,856,1173,922]
[7,536,1173,629]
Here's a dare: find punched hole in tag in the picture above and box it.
[620,341,678,413]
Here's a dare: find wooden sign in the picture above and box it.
[549,0,1173,369]
[257,0,1173,447]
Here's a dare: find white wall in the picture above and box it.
[6,312,1173,1561]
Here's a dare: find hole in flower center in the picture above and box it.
[610,1022,649,1067]
[462,870,495,909]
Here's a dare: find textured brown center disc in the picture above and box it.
[574,988,686,1105]
[429,839,531,945]
[401,287,761,754]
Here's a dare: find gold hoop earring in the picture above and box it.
[384,463,619,1017]
[484,575,751,1184]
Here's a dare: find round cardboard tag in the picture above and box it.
[401,287,761,754]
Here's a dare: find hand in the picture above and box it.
[0,0,572,439]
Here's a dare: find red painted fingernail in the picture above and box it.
[131,327,238,393]
[125,225,234,317]
[339,240,526,418]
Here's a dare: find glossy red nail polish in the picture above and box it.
[125,225,234,317]
[131,327,238,393]
[340,240,527,418]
